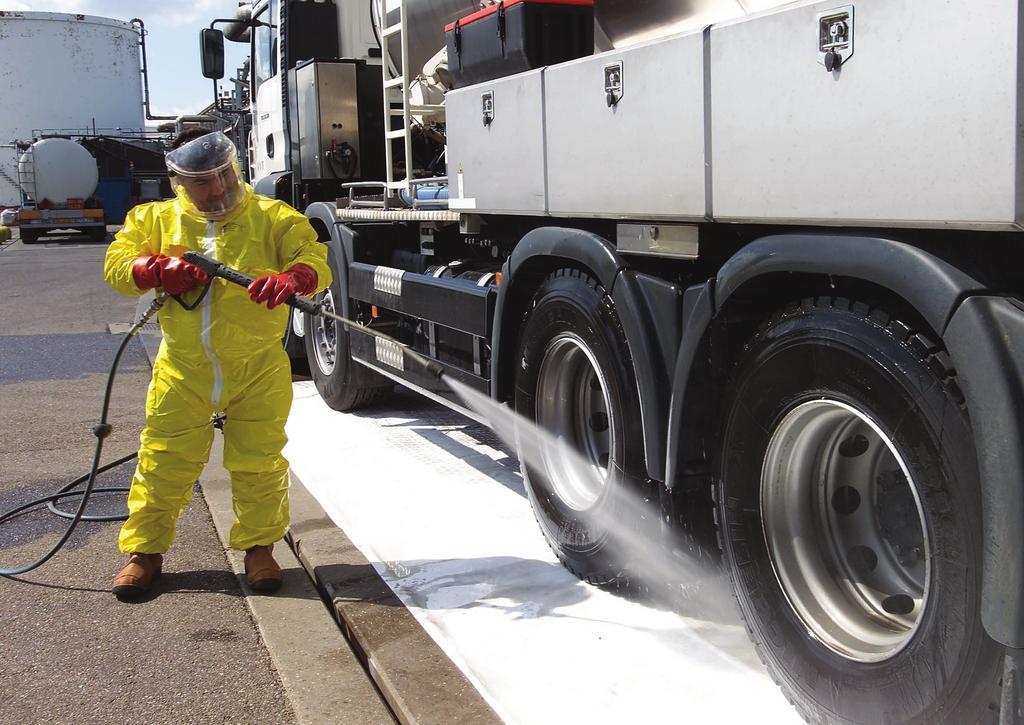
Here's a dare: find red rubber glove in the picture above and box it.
[132,255,210,295]
[247,263,318,310]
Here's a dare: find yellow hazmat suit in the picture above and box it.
[104,185,331,553]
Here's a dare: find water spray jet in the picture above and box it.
[188,252,736,621]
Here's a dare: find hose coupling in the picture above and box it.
[92,423,114,439]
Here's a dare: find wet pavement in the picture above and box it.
[0,230,296,724]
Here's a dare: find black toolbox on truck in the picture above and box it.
[445,0,594,88]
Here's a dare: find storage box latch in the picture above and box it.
[818,6,854,72]
[481,90,495,127]
[604,61,623,107]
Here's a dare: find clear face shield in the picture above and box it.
[165,132,246,221]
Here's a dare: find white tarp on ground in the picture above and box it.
[285,381,802,725]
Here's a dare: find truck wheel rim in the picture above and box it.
[760,399,930,662]
[534,333,614,511]
[311,289,337,376]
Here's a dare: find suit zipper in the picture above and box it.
[200,222,224,407]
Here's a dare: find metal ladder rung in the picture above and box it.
[380,0,415,199]
[391,104,445,116]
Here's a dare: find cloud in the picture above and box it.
[1,1,232,26]
[141,0,229,28]
[1,0,90,13]
[150,98,214,118]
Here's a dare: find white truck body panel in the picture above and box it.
[711,0,1021,229]
[546,32,707,220]
[447,69,548,215]
[444,0,1024,230]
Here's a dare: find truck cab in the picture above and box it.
[244,0,380,202]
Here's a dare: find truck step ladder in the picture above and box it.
[380,0,414,202]
[370,0,448,212]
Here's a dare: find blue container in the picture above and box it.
[95,177,131,225]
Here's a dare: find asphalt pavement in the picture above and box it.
[0,229,376,724]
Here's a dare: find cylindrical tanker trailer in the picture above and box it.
[15,137,106,244]
[205,2,1024,722]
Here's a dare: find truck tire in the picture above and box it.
[716,297,1002,724]
[303,244,391,411]
[20,229,41,244]
[514,268,648,586]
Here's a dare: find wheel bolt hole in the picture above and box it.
[846,545,878,578]
[598,452,609,469]
[831,485,861,515]
[881,594,915,616]
[839,434,870,457]
[589,411,609,432]
[588,375,602,391]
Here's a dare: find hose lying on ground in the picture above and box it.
[0,295,166,577]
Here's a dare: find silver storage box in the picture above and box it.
[446,68,547,214]
[296,61,361,180]
[546,31,707,220]
[711,0,1022,229]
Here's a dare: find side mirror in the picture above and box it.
[200,28,225,80]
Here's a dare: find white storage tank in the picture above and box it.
[0,12,144,207]
[18,138,99,205]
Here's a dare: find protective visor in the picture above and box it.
[165,132,246,221]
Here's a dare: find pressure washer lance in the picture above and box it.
[181,251,448,381]
[0,294,168,577]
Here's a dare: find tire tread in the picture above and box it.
[717,295,1000,724]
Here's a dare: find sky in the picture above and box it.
[1,1,250,118]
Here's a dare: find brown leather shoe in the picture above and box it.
[244,544,282,593]
[112,553,162,599]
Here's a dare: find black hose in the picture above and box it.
[0,294,166,577]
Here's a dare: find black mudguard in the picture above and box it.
[303,202,353,318]
[666,232,1023,650]
[493,227,683,481]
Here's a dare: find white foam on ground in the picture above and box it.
[285,381,802,725]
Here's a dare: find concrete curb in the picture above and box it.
[131,315,394,725]
[287,473,503,725]
[201,438,396,725]
[131,315,498,724]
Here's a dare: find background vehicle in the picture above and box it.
[12,134,170,244]
[14,137,107,244]
[203,1,1024,722]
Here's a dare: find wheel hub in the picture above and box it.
[311,289,337,376]
[760,399,930,662]
[534,333,614,511]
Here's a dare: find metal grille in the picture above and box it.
[373,266,405,296]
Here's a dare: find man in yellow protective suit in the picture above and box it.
[103,129,331,599]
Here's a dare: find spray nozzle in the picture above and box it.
[423,359,445,380]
